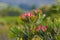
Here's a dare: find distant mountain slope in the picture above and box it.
[0,0,55,11]
[0,0,55,6]
[19,4,32,11]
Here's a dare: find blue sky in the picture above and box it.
[0,0,55,6]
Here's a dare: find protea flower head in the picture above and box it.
[20,12,34,19]
[35,25,48,32]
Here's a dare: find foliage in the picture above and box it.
[9,6,60,40]
[0,6,24,17]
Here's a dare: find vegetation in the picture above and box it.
[9,4,60,40]
[0,1,60,40]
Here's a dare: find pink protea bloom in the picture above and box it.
[35,26,41,32]
[35,25,42,32]
[41,26,48,32]
[27,12,34,17]
[35,25,48,32]
[20,12,34,19]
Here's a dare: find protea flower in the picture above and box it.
[35,26,41,32]
[41,26,48,32]
[35,25,48,32]
[27,12,34,17]
[20,12,34,19]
